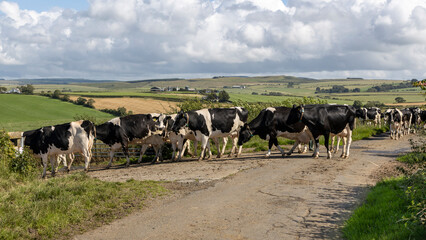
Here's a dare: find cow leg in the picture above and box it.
[83,149,91,172]
[344,130,352,158]
[138,145,149,164]
[313,139,320,158]
[66,153,75,173]
[41,155,49,179]
[151,144,162,164]
[50,155,56,177]
[198,136,209,161]
[171,141,177,161]
[120,142,131,168]
[221,137,229,158]
[335,136,341,153]
[205,140,213,160]
[340,137,347,158]
[106,149,115,169]
[330,136,336,153]
[213,138,221,158]
[287,141,300,156]
[178,139,189,161]
[325,133,332,159]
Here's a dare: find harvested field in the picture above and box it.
[70,96,178,114]
[386,102,426,106]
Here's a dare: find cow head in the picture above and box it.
[237,124,254,146]
[286,104,304,125]
[171,111,189,133]
[149,113,167,135]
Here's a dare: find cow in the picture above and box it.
[366,107,382,127]
[163,114,201,161]
[96,114,165,168]
[238,107,315,157]
[385,108,403,140]
[404,107,421,133]
[286,104,356,159]
[20,120,95,178]
[171,107,248,160]
[136,113,169,164]
[330,124,352,158]
[400,108,413,135]
[355,107,367,121]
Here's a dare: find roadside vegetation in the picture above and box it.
[343,131,425,240]
[0,130,168,239]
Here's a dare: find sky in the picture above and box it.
[0,0,425,81]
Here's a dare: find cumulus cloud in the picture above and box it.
[0,0,425,80]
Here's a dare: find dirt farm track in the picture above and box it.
[75,133,416,240]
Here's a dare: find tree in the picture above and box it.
[85,98,96,108]
[76,97,87,105]
[218,90,230,102]
[287,82,294,88]
[61,94,70,102]
[352,88,360,92]
[353,100,363,109]
[52,90,61,99]
[395,97,406,103]
[19,84,34,94]
[315,87,321,93]
[0,86,6,93]
[206,93,218,102]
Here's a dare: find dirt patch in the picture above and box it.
[370,160,424,182]
[87,152,272,183]
[69,96,177,114]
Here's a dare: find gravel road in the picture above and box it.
[76,133,414,240]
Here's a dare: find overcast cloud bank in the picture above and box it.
[0,0,425,80]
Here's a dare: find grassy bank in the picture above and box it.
[343,136,425,240]
[0,131,167,239]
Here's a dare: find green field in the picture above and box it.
[0,95,114,131]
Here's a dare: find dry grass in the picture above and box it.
[70,96,177,114]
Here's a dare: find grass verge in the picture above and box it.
[0,173,167,239]
[343,137,425,240]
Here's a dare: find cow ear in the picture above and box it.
[152,117,159,122]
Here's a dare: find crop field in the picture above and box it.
[68,96,178,114]
[67,91,201,102]
[0,95,113,131]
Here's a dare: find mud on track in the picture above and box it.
[79,133,416,240]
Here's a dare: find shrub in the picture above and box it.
[8,147,38,177]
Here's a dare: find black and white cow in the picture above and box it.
[238,107,314,157]
[384,108,403,140]
[355,107,367,121]
[171,107,248,160]
[163,114,199,161]
[366,107,382,127]
[400,108,413,135]
[20,120,95,178]
[96,114,164,168]
[404,107,421,133]
[286,104,356,159]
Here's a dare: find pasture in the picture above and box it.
[0,94,113,131]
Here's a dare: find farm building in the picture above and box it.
[150,87,164,92]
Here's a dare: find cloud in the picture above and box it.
[0,0,425,80]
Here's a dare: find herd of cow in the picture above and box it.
[18,104,424,178]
